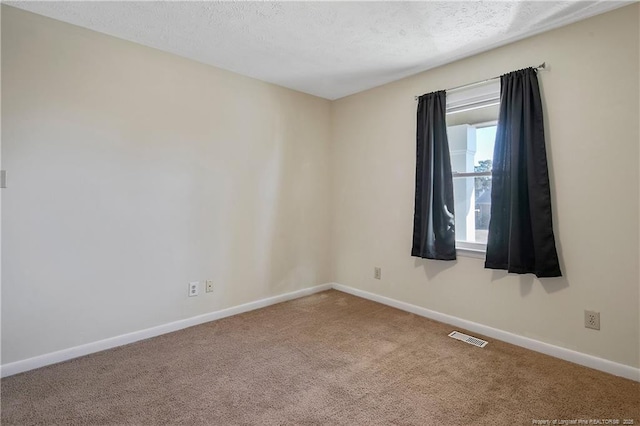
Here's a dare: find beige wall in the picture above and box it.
[1,6,332,364]
[331,4,640,368]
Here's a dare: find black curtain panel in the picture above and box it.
[411,91,456,260]
[485,68,561,278]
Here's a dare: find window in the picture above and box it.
[446,80,500,253]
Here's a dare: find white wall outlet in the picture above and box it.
[188,281,199,297]
[205,280,213,293]
[584,310,600,330]
[374,267,381,280]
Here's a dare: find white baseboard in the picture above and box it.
[4,282,638,382]
[331,283,640,382]
[0,283,333,378]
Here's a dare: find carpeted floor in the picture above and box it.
[2,290,639,425]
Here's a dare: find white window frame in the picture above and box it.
[451,171,493,257]
[446,80,500,257]
[455,241,487,259]
[452,121,497,257]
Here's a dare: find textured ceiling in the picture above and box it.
[6,1,631,99]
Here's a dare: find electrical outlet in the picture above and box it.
[188,281,199,297]
[374,267,381,280]
[584,310,600,330]
[205,280,213,293]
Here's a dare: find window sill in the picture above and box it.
[456,247,486,259]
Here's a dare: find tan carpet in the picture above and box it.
[2,290,638,425]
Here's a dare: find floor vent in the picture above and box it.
[448,331,488,348]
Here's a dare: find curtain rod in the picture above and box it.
[414,62,546,100]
